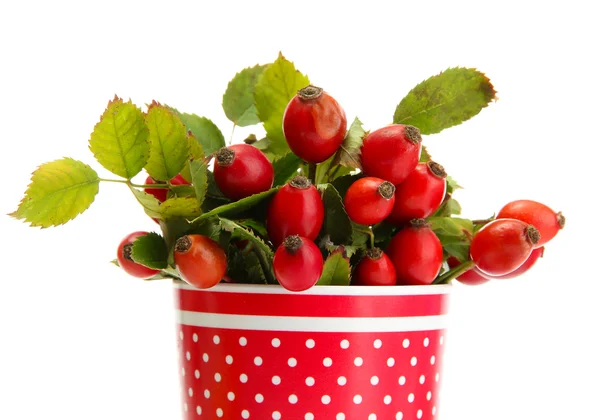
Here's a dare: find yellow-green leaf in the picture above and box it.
[177,113,225,156]
[89,96,149,179]
[145,101,190,181]
[189,159,208,208]
[223,64,267,126]
[180,132,205,183]
[317,251,351,286]
[10,158,100,227]
[129,187,162,219]
[160,197,202,220]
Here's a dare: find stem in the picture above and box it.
[356,227,375,249]
[229,123,236,145]
[99,178,169,189]
[253,245,277,285]
[432,260,475,285]
[472,216,496,225]
[308,163,317,185]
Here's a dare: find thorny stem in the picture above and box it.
[432,260,476,285]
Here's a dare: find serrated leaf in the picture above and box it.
[129,187,162,219]
[317,252,351,286]
[332,117,366,169]
[189,159,209,208]
[11,158,100,227]
[428,217,473,237]
[419,145,432,162]
[446,176,463,195]
[177,113,225,155]
[254,52,310,156]
[223,64,267,126]
[434,197,462,217]
[319,184,353,244]
[192,188,278,223]
[244,252,269,284]
[218,217,274,259]
[316,154,353,185]
[160,197,202,220]
[89,96,149,179]
[437,234,471,263]
[131,232,168,269]
[237,219,269,238]
[393,67,497,135]
[180,133,205,183]
[145,102,190,181]
[272,153,303,186]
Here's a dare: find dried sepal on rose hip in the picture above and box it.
[117,232,160,279]
[174,234,227,289]
[344,177,396,226]
[352,248,397,286]
[273,235,324,292]
[497,200,565,248]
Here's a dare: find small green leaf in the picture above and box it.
[223,64,267,126]
[170,185,196,198]
[428,217,473,237]
[254,52,310,156]
[317,251,351,286]
[89,96,149,179]
[419,145,432,162]
[393,67,497,135]
[435,197,462,217]
[129,187,162,219]
[272,153,303,186]
[315,154,353,185]
[439,236,471,263]
[11,158,100,227]
[320,184,353,244]
[160,197,202,220]
[131,232,168,269]
[446,176,463,195]
[332,117,366,169]
[178,113,226,156]
[192,188,278,223]
[189,159,209,208]
[243,252,269,284]
[180,133,205,183]
[145,101,190,181]
[236,219,269,238]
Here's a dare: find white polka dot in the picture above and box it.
[306,339,315,348]
[384,395,392,404]
[272,338,281,347]
[305,414,314,420]
[272,375,281,385]
[340,339,350,349]
[419,375,425,384]
[181,367,185,376]
[373,339,382,348]
[427,391,432,401]
[216,408,223,418]
[399,376,406,385]
[417,409,423,419]
[354,357,363,366]
[336,414,345,420]
[369,415,377,420]
[435,373,440,382]
[186,351,191,361]
[226,355,233,364]
[288,357,297,367]
[353,395,362,404]
[188,387,194,397]
[387,357,395,367]
[403,338,410,348]
[213,335,220,345]
[255,393,264,403]
[423,337,430,347]
[240,373,248,383]
[242,410,250,419]
[305,377,315,386]
[321,395,331,404]
[179,331,184,340]
[183,403,188,412]
[396,413,403,420]
[323,357,333,367]
[431,355,436,365]
[204,389,210,398]
[194,369,200,379]
[337,376,347,386]
[370,376,379,385]
[214,373,222,382]
[440,335,444,345]
[411,356,418,366]
[202,353,209,362]
[239,337,247,346]
[272,411,281,420]
[289,394,298,404]
[254,356,263,366]
[196,406,202,415]
[193,333,198,343]
[228,392,235,401]
[433,406,437,415]
[408,393,415,403]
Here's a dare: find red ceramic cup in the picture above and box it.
[174,282,451,420]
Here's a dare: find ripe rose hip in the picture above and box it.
[267,176,324,247]
[116,231,161,279]
[386,219,444,286]
[213,144,274,200]
[470,218,540,276]
[282,85,347,163]
[387,161,447,226]
[447,256,490,286]
[483,246,544,280]
[360,124,422,185]
[273,235,324,292]
[344,177,396,226]
[497,200,565,247]
[352,248,397,286]
[174,234,227,289]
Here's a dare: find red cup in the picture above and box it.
[174,282,451,420]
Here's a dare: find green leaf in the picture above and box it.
[434,197,462,217]
[189,159,209,208]
[393,67,497,135]
[131,232,168,269]
[316,154,353,185]
[192,187,278,223]
[320,184,353,244]
[439,236,471,263]
[160,197,202,220]
[446,176,463,195]
[331,173,363,202]
[428,217,473,237]
[206,171,229,201]
[219,217,274,260]
[222,64,267,126]
[178,113,226,156]
[179,133,205,183]
[10,158,100,227]
[243,252,269,284]
[89,96,149,179]
[254,52,310,156]
[332,117,366,169]
[145,101,190,181]
[272,153,303,186]
[129,187,162,219]
[236,219,269,238]
[419,145,432,162]
[317,251,351,286]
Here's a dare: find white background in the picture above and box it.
[1,1,598,419]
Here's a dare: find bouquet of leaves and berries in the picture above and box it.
[11,53,565,291]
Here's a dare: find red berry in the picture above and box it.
[447,256,490,286]
[273,235,324,292]
[352,248,397,286]
[267,176,325,247]
[116,231,161,279]
[360,124,422,185]
[213,144,274,200]
[386,219,443,286]
[387,161,447,226]
[282,85,347,163]
[470,219,540,276]
[484,246,544,280]
[174,234,227,289]
[344,177,396,226]
[144,173,189,203]
[497,200,565,247]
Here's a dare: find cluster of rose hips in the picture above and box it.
[117,85,565,291]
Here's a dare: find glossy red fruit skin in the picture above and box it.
[144,174,189,203]
[386,221,444,286]
[282,86,347,163]
[352,250,397,286]
[483,247,544,280]
[174,234,227,289]
[117,231,160,279]
[387,162,447,226]
[273,236,324,292]
[447,256,490,286]
[344,177,396,226]
[497,200,564,247]
[360,124,422,185]
[267,178,325,247]
[213,144,274,200]
[470,218,538,276]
